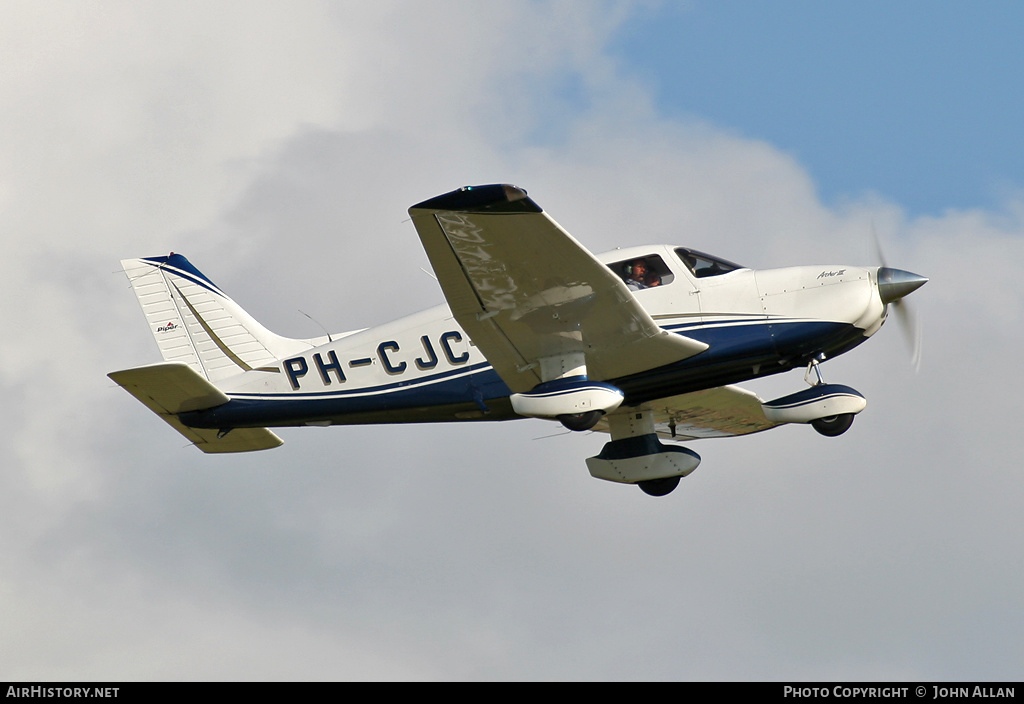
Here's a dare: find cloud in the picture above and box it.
[2,0,1022,680]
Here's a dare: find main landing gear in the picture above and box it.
[637,476,681,497]
[558,410,605,432]
[585,410,701,497]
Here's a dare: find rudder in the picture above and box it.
[120,254,313,382]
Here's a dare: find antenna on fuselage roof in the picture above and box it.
[299,310,333,343]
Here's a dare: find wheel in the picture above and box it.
[811,413,855,437]
[558,410,604,432]
[637,476,680,497]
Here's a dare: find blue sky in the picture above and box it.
[611,1,1024,215]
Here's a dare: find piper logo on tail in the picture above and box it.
[156,322,179,333]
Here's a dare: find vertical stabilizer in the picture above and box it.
[120,254,312,382]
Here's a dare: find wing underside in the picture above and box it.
[596,385,779,441]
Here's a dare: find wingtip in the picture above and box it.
[410,184,540,213]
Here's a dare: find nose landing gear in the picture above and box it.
[761,354,866,437]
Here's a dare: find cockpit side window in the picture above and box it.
[608,254,674,291]
[675,248,744,278]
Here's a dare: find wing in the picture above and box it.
[409,185,708,392]
[595,385,779,441]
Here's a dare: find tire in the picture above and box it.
[811,413,855,437]
[637,476,681,497]
[558,410,604,432]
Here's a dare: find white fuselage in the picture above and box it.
[181,244,886,430]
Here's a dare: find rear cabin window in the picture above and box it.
[674,248,744,278]
[609,254,674,291]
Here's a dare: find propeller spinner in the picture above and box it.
[877,267,928,305]
[877,267,927,369]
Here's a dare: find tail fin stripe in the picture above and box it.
[141,254,224,296]
[171,280,254,373]
[120,253,313,383]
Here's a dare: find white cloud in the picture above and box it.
[2,0,1022,681]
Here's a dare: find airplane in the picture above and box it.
[108,183,927,496]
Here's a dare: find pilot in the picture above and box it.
[645,272,662,287]
[624,259,649,290]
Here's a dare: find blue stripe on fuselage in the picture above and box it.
[180,362,511,428]
[662,318,774,361]
[663,317,862,361]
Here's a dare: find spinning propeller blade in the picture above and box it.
[873,226,927,369]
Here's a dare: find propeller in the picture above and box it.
[872,226,927,370]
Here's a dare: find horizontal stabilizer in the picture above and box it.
[109,362,283,453]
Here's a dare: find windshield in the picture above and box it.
[675,248,744,278]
